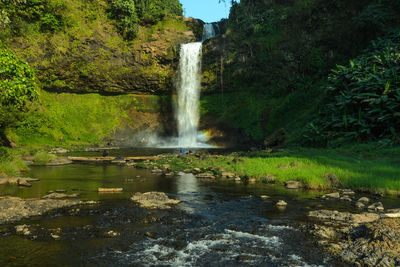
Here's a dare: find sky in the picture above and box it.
[179,0,232,23]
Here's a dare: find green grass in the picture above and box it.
[7,91,166,149]
[153,145,400,193]
[0,148,29,177]
[32,151,56,165]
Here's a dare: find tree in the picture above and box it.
[0,50,38,145]
[108,0,139,40]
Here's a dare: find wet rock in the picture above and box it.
[276,200,287,206]
[131,192,180,209]
[308,210,380,224]
[321,192,340,200]
[341,189,355,196]
[15,225,31,236]
[50,147,69,154]
[234,177,242,182]
[340,196,352,202]
[162,164,170,170]
[373,191,384,198]
[285,180,301,189]
[195,173,215,179]
[164,172,175,177]
[355,202,365,209]
[0,196,83,224]
[151,169,163,174]
[51,233,60,240]
[193,168,201,173]
[55,189,67,193]
[106,230,120,237]
[382,209,400,218]
[0,177,40,187]
[248,177,257,183]
[260,195,270,199]
[221,172,236,179]
[358,197,370,204]
[368,202,384,212]
[42,193,80,199]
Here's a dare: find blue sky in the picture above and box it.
[179,0,232,23]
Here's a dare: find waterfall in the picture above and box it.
[175,23,216,148]
[202,23,216,41]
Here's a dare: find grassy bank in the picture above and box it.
[152,145,400,193]
[6,90,166,149]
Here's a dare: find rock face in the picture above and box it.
[307,208,400,266]
[131,192,180,209]
[0,196,83,224]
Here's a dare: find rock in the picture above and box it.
[325,173,340,186]
[276,200,287,206]
[42,193,80,199]
[195,173,214,179]
[355,202,365,209]
[55,190,67,193]
[285,180,301,189]
[164,172,174,177]
[131,192,180,209]
[234,177,242,182]
[15,225,31,236]
[0,177,40,187]
[50,233,60,240]
[260,195,270,199]
[162,164,170,170]
[358,197,370,204]
[106,230,120,237]
[340,196,353,202]
[221,172,236,179]
[373,191,384,198]
[50,147,68,154]
[248,177,257,183]
[98,188,123,193]
[0,196,83,224]
[368,202,384,212]
[322,192,340,199]
[341,189,355,196]
[308,210,380,224]
[151,169,163,174]
[193,168,201,173]
[382,209,400,218]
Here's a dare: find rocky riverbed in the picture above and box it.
[0,193,94,224]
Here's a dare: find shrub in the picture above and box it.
[108,0,139,40]
[33,151,56,165]
[304,32,400,146]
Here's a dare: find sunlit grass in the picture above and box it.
[154,147,400,193]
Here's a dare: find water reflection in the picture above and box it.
[174,173,202,213]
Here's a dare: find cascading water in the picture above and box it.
[175,23,216,148]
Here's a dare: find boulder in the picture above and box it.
[221,172,236,179]
[358,197,370,204]
[41,193,80,199]
[368,202,384,212]
[276,200,288,206]
[356,202,365,209]
[321,192,340,199]
[131,192,180,209]
[285,180,302,189]
[308,210,380,224]
[382,209,400,218]
[248,177,257,183]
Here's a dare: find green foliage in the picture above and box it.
[33,151,56,165]
[0,50,38,142]
[0,0,67,34]
[305,32,400,146]
[134,0,182,25]
[108,0,139,40]
[0,147,11,162]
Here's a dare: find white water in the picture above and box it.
[175,23,216,148]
